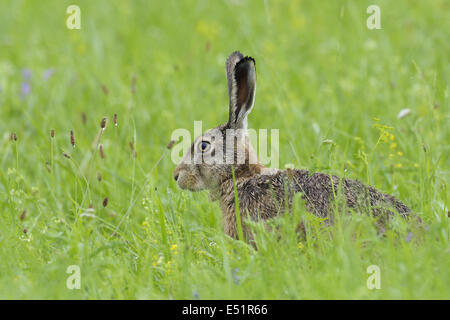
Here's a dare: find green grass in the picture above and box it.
[0,0,448,299]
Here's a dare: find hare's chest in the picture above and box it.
[218,190,239,238]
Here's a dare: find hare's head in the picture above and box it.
[174,51,263,191]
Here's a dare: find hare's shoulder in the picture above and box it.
[218,170,286,200]
[218,171,293,220]
[233,168,310,191]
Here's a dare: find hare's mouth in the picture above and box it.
[178,181,203,192]
[175,172,205,191]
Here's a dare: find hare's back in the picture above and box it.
[238,169,410,218]
[287,169,410,217]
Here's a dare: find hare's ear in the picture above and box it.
[226,52,256,130]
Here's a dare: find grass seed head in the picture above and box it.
[63,152,71,159]
[97,172,102,182]
[70,130,75,147]
[129,141,137,157]
[103,197,108,207]
[131,75,136,94]
[99,144,105,159]
[50,129,55,138]
[81,112,87,125]
[100,117,107,130]
[101,83,109,95]
[10,132,17,141]
[113,113,118,126]
[167,139,175,150]
[20,210,27,220]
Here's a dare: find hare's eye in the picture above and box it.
[198,141,211,152]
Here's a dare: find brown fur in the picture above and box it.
[173,51,411,240]
[216,169,409,239]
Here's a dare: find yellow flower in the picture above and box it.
[395,163,403,168]
[397,151,403,156]
[390,134,395,141]
[414,163,419,168]
[389,142,397,149]
[381,131,390,143]
[170,244,178,251]
[297,242,304,249]
[389,153,394,159]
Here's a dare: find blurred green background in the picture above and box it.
[0,0,448,299]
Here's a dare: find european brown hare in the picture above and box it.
[173,51,410,240]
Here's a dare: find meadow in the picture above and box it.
[0,0,448,299]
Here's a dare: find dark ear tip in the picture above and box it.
[244,56,256,64]
[227,51,255,66]
[234,56,256,72]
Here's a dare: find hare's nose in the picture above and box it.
[174,165,182,181]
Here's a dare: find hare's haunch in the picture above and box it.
[173,51,410,239]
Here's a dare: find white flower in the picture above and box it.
[397,108,411,119]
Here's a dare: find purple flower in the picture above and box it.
[405,232,413,243]
[43,68,54,81]
[22,68,31,80]
[21,82,31,97]
[233,267,239,284]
